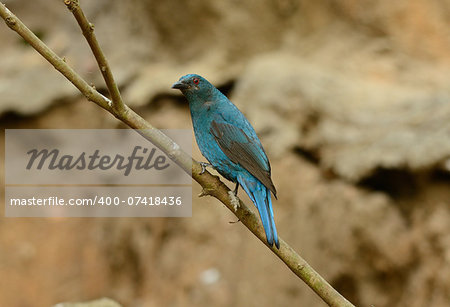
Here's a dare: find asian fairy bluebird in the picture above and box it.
[172,74,279,248]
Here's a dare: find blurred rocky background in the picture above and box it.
[1,0,450,306]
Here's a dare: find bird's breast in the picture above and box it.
[190,115,240,181]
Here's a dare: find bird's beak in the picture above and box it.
[171,81,190,90]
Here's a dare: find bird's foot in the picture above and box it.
[199,162,212,174]
[228,190,240,211]
[229,218,241,224]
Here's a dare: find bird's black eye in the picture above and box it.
[193,78,199,85]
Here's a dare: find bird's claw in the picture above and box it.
[199,162,212,174]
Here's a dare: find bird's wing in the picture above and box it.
[210,120,277,197]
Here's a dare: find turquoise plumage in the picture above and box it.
[172,74,279,248]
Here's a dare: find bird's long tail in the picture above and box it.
[238,174,279,248]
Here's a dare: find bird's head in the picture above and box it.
[171,74,215,101]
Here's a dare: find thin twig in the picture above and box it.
[63,0,125,115]
[0,2,354,307]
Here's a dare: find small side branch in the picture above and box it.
[63,0,125,115]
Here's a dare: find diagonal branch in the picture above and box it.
[0,2,354,307]
[63,0,125,115]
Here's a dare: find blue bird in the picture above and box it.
[172,74,279,248]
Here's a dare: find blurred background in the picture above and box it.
[1,0,450,306]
